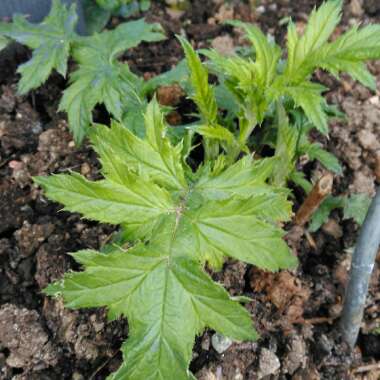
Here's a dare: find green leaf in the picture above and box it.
[309,195,345,232]
[227,20,281,88]
[0,0,78,94]
[286,81,328,134]
[303,143,342,174]
[143,59,190,96]
[343,193,372,225]
[59,19,165,143]
[34,172,174,233]
[82,0,111,34]
[189,196,296,270]
[321,24,380,90]
[195,155,282,200]
[46,216,257,380]
[178,37,218,125]
[272,102,298,186]
[195,124,235,144]
[289,171,313,193]
[90,99,187,191]
[285,0,342,81]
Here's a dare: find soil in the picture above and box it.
[1,0,380,379]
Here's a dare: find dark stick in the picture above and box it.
[340,187,380,348]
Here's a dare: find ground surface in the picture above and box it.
[1,0,380,379]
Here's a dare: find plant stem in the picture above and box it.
[295,173,333,226]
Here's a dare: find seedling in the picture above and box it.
[0,0,173,143]
[30,1,380,378]
[199,0,380,192]
[35,98,297,379]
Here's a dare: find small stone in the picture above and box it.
[283,335,307,375]
[256,5,266,14]
[258,348,280,379]
[72,372,84,380]
[350,0,364,16]
[357,129,380,151]
[81,162,91,176]
[369,95,379,105]
[211,333,233,354]
[268,3,277,11]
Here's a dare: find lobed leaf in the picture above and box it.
[90,100,187,191]
[34,171,174,233]
[178,37,218,126]
[285,0,342,81]
[59,19,165,143]
[320,24,380,90]
[46,216,257,380]
[0,0,78,94]
[189,196,296,270]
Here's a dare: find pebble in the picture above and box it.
[258,348,280,379]
[211,333,233,354]
[256,5,266,14]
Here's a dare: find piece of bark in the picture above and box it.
[295,173,334,226]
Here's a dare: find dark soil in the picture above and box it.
[1,1,380,379]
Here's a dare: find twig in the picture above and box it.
[295,173,334,226]
[304,316,335,325]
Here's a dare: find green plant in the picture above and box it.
[30,1,380,378]
[35,98,297,379]
[0,0,176,143]
[198,0,380,190]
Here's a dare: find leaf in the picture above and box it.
[309,195,345,232]
[285,81,328,134]
[203,35,277,124]
[289,171,313,193]
[285,0,342,81]
[178,37,218,125]
[343,193,372,225]
[90,99,187,191]
[227,20,281,88]
[0,0,78,94]
[272,102,298,186]
[143,59,190,95]
[195,124,235,144]
[59,19,165,143]
[46,216,257,380]
[34,172,174,238]
[303,143,342,174]
[195,155,283,200]
[321,24,380,90]
[189,196,297,270]
[82,0,111,34]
